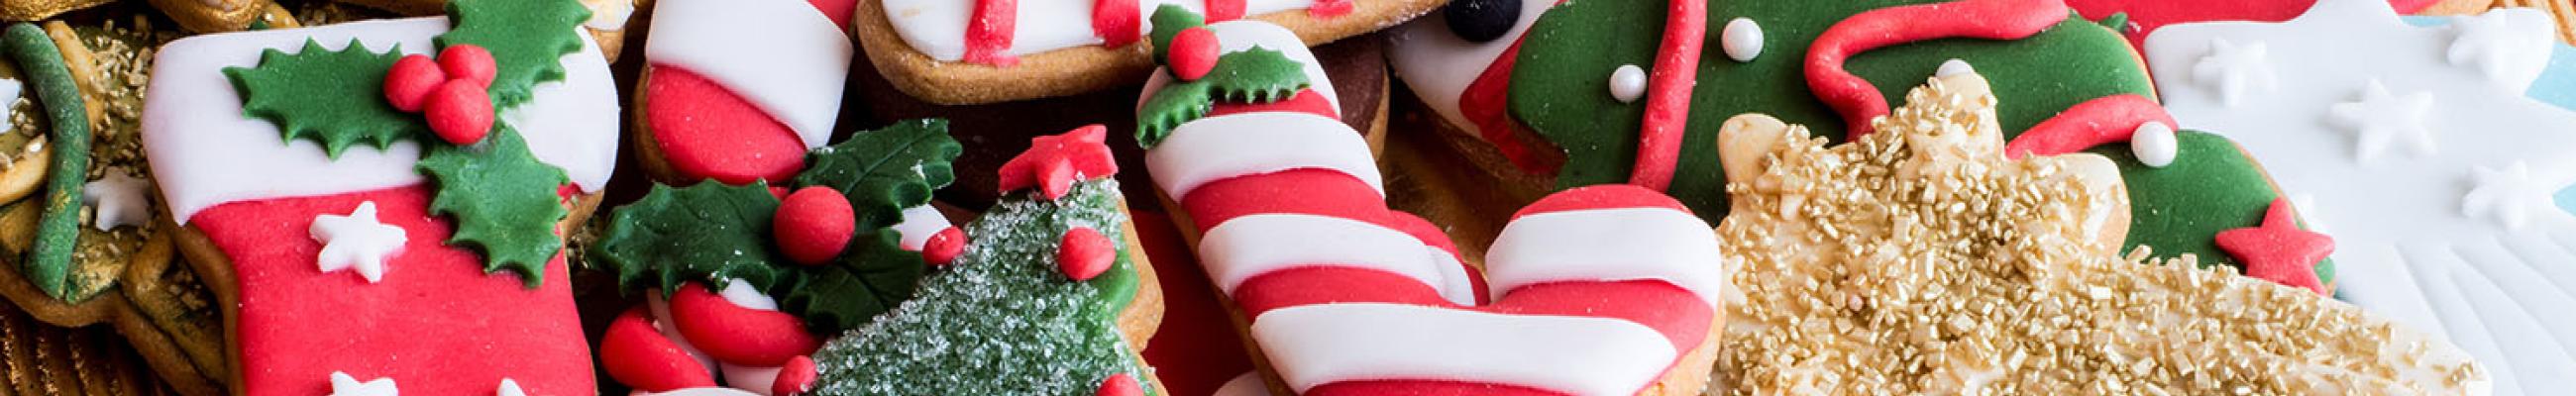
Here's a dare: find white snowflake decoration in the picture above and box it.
[2192,38,2278,107]
[81,171,153,232]
[2326,79,2438,163]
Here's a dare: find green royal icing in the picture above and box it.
[2086,131,2334,286]
[810,180,1151,396]
[419,127,571,287]
[434,0,591,108]
[6,23,95,302]
[1508,0,2156,222]
[223,39,418,159]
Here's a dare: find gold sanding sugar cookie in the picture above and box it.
[1707,71,2489,394]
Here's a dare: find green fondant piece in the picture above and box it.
[2086,131,2335,286]
[418,127,571,287]
[1134,49,1311,147]
[1148,4,1207,62]
[222,39,419,159]
[6,23,95,302]
[1509,0,2155,222]
[597,181,792,297]
[776,229,924,335]
[795,119,961,235]
[435,0,590,109]
[811,180,1149,395]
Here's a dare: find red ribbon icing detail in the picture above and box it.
[964,0,1020,66]
[1806,0,2070,140]
[1629,0,1707,191]
[1310,0,1354,17]
[1095,0,1142,48]
[1999,94,2176,158]
[1460,39,1554,174]
[1205,0,1247,22]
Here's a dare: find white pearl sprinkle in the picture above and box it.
[2131,122,2179,168]
[1609,64,1649,103]
[1936,58,1976,77]
[1722,18,1764,62]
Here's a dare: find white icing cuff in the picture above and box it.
[1250,303,1677,396]
[645,0,850,148]
[1146,112,1381,200]
[892,205,951,251]
[1200,214,1454,297]
[145,18,621,224]
[1484,207,1727,308]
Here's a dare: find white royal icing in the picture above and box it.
[2129,121,2177,168]
[496,378,526,396]
[1139,20,1342,113]
[715,278,780,311]
[1250,303,1678,396]
[646,294,721,381]
[891,205,951,251]
[1145,112,1382,200]
[1426,246,1475,306]
[0,77,18,135]
[644,0,849,149]
[1721,17,1761,62]
[1199,214,1464,299]
[328,371,398,396]
[1484,207,1727,308]
[144,18,621,224]
[718,362,784,396]
[2192,38,2277,107]
[2444,10,2554,91]
[883,0,1321,62]
[1387,0,1552,139]
[81,171,153,232]
[2145,2,2576,394]
[310,201,406,283]
[1607,64,1647,103]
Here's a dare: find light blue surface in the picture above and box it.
[2405,16,2576,215]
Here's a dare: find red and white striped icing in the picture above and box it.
[884,0,1357,63]
[643,0,850,148]
[1140,19,1723,395]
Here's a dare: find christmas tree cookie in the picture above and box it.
[138,0,622,393]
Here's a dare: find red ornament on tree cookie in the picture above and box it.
[1057,226,1115,281]
[922,226,967,266]
[1096,373,1143,396]
[1170,27,1221,81]
[776,186,858,265]
[774,355,818,396]
[997,125,1118,199]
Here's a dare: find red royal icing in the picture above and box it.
[1058,227,1118,281]
[776,187,858,265]
[965,0,1021,66]
[2066,0,2437,47]
[1459,38,1554,174]
[2215,198,2332,295]
[1204,0,1247,22]
[1513,184,1691,219]
[190,185,591,396]
[922,226,968,266]
[1095,0,1143,48]
[1999,94,2175,158]
[997,125,1120,199]
[1310,0,1353,17]
[1808,0,2070,140]
[1628,0,1708,191]
[1133,210,1257,395]
[383,54,445,113]
[775,355,818,396]
[645,65,809,184]
[805,0,860,31]
[601,306,718,392]
[670,282,822,366]
[1096,373,1144,396]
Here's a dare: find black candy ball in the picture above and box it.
[1443,0,1520,44]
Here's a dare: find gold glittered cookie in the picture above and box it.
[0,0,115,24]
[1707,69,2490,394]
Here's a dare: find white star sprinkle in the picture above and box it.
[2462,161,2553,231]
[81,171,153,232]
[2326,79,2438,163]
[496,378,525,396]
[2446,10,2553,90]
[311,202,406,283]
[328,372,397,396]
[2192,38,2276,107]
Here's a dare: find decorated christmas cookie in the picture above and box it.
[138,0,622,393]
[1138,10,1726,394]
[853,0,1442,105]
[631,0,855,185]
[1711,69,2487,394]
[2144,1,2576,394]
[2061,0,2447,47]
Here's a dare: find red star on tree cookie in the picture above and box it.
[2215,198,2333,295]
[997,125,1119,200]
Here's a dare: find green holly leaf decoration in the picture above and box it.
[417,127,571,287]
[774,230,926,335]
[1134,49,1311,148]
[222,39,421,158]
[794,119,962,233]
[435,0,590,109]
[1147,4,1207,62]
[596,181,790,295]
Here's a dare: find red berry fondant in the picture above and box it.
[599,307,717,392]
[922,226,967,266]
[776,187,857,265]
[1169,27,1221,81]
[1096,373,1143,396]
[438,45,498,88]
[1057,227,1115,281]
[774,355,818,396]
[382,54,446,112]
[424,80,493,146]
[668,283,822,366]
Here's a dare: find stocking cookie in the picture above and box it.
[2145,1,2576,394]
[631,0,854,185]
[1139,13,1726,395]
[140,0,619,393]
[1711,68,2486,394]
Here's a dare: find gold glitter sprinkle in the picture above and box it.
[1709,72,2487,395]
